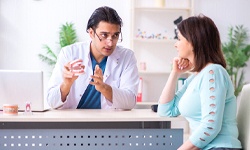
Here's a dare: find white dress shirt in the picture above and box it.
[47,41,139,109]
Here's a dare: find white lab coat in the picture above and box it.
[47,41,139,109]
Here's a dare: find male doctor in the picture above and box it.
[47,6,139,109]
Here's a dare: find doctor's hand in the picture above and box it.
[172,57,193,74]
[90,65,113,102]
[60,60,85,102]
[90,65,105,92]
[63,59,85,86]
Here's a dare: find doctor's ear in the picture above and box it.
[88,28,95,38]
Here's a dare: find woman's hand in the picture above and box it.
[172,57,193,74]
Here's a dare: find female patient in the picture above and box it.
[157,14,242,150]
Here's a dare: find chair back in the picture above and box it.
[237,83,250,149]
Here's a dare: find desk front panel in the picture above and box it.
[0,109,184,149]
[0,127,183,150]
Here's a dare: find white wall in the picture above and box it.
[193,0,250,83]
[1,0,250,85]
[0,0,131,83]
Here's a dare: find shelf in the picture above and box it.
[131,0,193,102]
[136,101,158,105]
[139,71,191,77]
[135,7,191,12]
[135,101,158,109]
[133,38,177,44]
[139,70,170,75]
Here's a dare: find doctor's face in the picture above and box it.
[90,21,121,59]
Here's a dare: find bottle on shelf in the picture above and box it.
[136,77,143,102]
[139,62,147,71]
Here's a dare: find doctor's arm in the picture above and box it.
[111,54,139,109]
[47,48,84,108]
[60,63,79,102]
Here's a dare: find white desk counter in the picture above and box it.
[0,109,184,150]
[0,108,185,122]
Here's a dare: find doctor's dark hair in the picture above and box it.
[86,6,123,32]
[177,14,226,72]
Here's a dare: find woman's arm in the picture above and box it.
[159,57,191,104]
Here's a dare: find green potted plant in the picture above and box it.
[38,22,78,68]
[222,25,250,97]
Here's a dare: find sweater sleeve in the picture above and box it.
[189,67,228,148]
[157,75,194,117]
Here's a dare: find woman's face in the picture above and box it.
[175,32,194,62]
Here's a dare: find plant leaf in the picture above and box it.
[38,22,78,69]
[222,25,250,97]
[59,22,78,48]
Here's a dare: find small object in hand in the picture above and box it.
[3,104,18,115]
[70,59,85,76]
